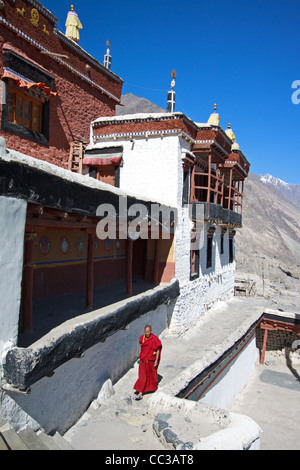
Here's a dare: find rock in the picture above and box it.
[162,428,183,448]
[94,379,115,407]
[153,419,169,438]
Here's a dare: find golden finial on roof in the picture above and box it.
[225,123,240,150]
[65,4,83,43]
[207,103,220,126]
[225,123,236,142]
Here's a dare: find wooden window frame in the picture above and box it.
[7,84,43,134]
[88,165,120,188]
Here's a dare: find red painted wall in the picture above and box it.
[0,0,123,168]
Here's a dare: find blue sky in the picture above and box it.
[42,0,300,184]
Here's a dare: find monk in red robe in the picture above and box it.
[134,325,162,400]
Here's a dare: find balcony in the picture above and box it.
[192,168,244,215]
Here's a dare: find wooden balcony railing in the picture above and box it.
[191,168,244,214]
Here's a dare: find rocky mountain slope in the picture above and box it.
[260,174,300,208]
[116,93,165,115]
[235,173,300,292]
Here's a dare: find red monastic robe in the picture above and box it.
[134,334,162,394]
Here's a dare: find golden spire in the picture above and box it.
[207,103,220,126]
[225,123,236,142]
[225,123,240,150]
[65,4,83,43]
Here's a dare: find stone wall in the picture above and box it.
[256,327,299,352]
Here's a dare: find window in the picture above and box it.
[190,225,200,280]
[206,236,213,269]
[84,147,123,188]
[220,234,224,255]
[190,249,200,280]
[1,51,56,145]
[7,85,43,133]
[229,230,236,264]
[206,224,216,269]
[229,238,234,263]
[220,228,227,255]
[88,165,119,187]
[182,168,191,204]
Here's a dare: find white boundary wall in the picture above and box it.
[0,196,27,366]
[199,336,258,410]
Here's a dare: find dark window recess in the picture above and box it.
[206,236,213,269]
[190,226,200,280]
[88,165,120,188]
[229,238,234,263]
[190,249,200,280]
[221,234,224,255]
[89,167,98,179]
[182,168,191,205]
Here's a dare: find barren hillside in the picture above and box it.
[235,173,300,292]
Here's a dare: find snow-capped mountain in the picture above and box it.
[260,174,290,188]
[260,174,300,208]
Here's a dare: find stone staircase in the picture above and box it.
[0,422,73,450]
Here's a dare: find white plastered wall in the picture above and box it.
[0,196,27,362]
[92,135,182,208]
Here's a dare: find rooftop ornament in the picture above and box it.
[207,103,220,126]
[167,70,177,113]
[65,4,83,44]
[104,41,112,70]
[225,123,240,150]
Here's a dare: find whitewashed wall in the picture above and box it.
[171,200,236,335]
[92,135,182,208]
[199,336,258,410]
[0,196,27,363]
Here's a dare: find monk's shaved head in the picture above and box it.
[144,325,152,337]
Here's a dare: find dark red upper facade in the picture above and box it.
[0,0,123,168]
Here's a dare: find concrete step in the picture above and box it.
[18,428,49,451]
[0,433,9,450]
[52,432,74,450]
[36,430,62,450]
[0,423,29,450]
[0,422,74,450]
